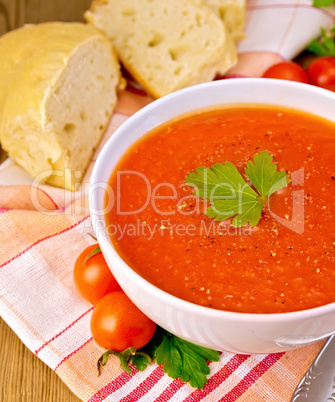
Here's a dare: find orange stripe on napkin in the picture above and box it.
[0,212,89,267]
[237,340,325,401]
[0,185,59,211]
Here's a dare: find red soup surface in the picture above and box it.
[105,105,335,314]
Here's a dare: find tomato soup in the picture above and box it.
[105,106,335,314]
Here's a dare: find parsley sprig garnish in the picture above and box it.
[156,331,219,388]
[307,23,335,57]
[313,0,335,7]
[185,150,290,228]
[97,326,220,389]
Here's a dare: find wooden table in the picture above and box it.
[0,318,81,402]
[0,0,92,36]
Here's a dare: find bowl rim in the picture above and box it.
[90,77,335,324]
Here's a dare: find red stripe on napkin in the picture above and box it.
[119,366,165,402]
[154,379,185,401]
[54,337,93,372]
[184,354,250,401]
[37,187,60,210]
[35,307,94,355]
[88,369,139,402]
[247,2,335,20]
[0,214,90,269]
[219,352,285,401]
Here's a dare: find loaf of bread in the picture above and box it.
[201,0,246,40]
[0,22,122,191]
[85,0,237,99]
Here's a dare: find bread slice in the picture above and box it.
[201,0,246,40]
[85,0,237,98]
[0,22,122,191]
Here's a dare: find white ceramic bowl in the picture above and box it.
[90,78,335,354]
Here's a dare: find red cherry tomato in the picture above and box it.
[306,56,335,92]
[262,61,309,83]
[90,291,157,351]
[74,244,121,305]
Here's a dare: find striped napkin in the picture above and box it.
[1,1,335,401]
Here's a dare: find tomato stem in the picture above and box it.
[97,347,152,376]
[84,246,101,265]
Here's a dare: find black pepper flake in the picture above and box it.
[186,247,191,251]
[332,176,335,180]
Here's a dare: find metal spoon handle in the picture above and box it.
[291,335,335,401]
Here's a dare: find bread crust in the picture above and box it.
[85,0,237,98]
[0,22,122,191]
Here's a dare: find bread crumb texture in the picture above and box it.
[201,0,246,41]
[85,0,238,98]
[0,22,122,191]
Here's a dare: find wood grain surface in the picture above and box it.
[0,0,92,35]
[0,318,81,402]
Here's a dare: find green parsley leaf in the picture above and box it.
[245,150,290,198]
[186,162,263,227]
[307,25,335,57]
[156,335,182,379]
[155,332,220,389]
[174,338,213,389]
[206,193,263,227]
[186,162,255,200]
[313,0,334,7]
[185,150,290,228]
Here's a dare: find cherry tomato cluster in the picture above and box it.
[74,244,156,351]
[262,57,335,91]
